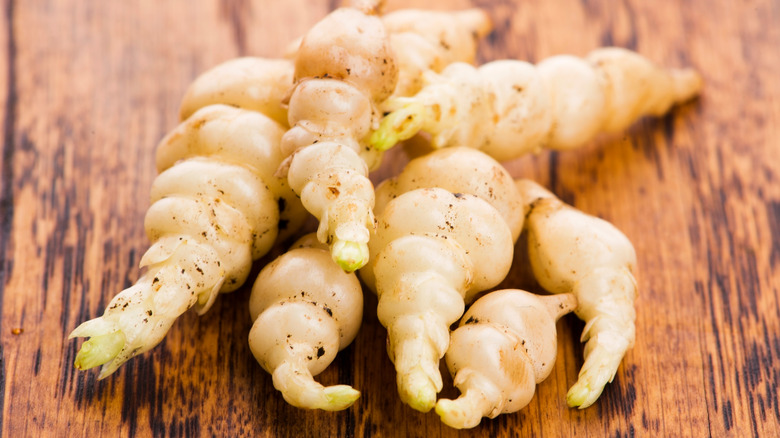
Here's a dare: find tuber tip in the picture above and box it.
[332,239,369,272]
[566,381,597,409]
[435,396,484,429]
[407,386,437,413]
[399,370,439,412]
[566,333,629,408]
[672,68,704,103]
[323,385,361,411]
[73,330,126,371]
[273,363,360,411]
[369,101,426,151]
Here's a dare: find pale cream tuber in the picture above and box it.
[280,5,398,272]
[282,7,492,99]
[178,57,294,126]
[371,47,702,160]
[248,234,363,411]
[360,187,514,412]
[69,105,307,377]
[517,179,638,409]
[280,5,495,272]
[436,289,577,429]
[360,147,525,412]
[373,147,524,242]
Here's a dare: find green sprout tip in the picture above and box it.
[369,101,426,151]
[332,240,369,272]
[74,330,126,371]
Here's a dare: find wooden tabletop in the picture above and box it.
[1,0,779,436]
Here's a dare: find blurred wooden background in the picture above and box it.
[1,0,779,436]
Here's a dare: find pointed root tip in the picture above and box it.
[73,331,126,371]
[406,386,437,413]
[673,68,704,102]
[435,398,481,429]
[332,240,369,272]
[322,385,361,411]
[567,332,630,408]
[566,360,617,408]
[369,102,426,151]
[566,380,601,409]
[400,375,438,412]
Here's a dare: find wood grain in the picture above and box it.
[1,0,779,436]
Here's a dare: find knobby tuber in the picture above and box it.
[69,105,306,377]
[372,47,702,160]
[279,4,397,272]
[179,8,491,130]
[359,147,526,412]
[280,4,493,272]
[360,187,514,412]
[437,289,577,428]
[517,179,638,409]
[248,234,363,411]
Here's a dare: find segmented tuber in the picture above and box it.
[373,146,524,241]
[248,234,363,411]
[371,47,702,159]
[178,57,294,127]
[517,179,638,409]
[280,4,493,272]
[279,4,398,272]
[282,7,492,99]
[360,187,514,412]
[69,105,306,377]
[436,289,577,428]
